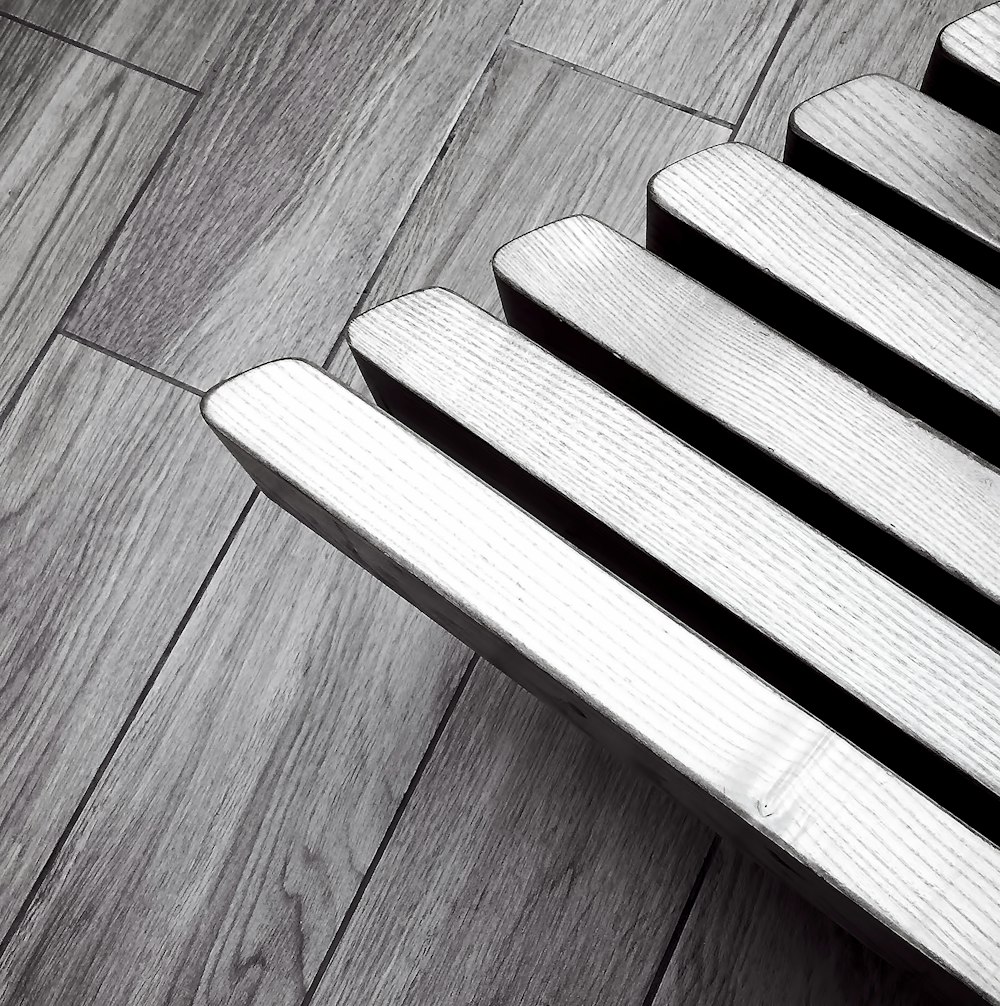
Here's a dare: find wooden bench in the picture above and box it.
[202,5,1000,1003]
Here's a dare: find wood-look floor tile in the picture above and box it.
[655,844,936,1006]
[1,0,250,86]
[0,19,188,409]
[0,493,471,1006]
[311,665,712,1005]
[509,0,795,120]
[0,336,248,942]
[63,0,524,392]
[736,0,970,155]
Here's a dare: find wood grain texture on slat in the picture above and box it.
[494,215,1000,648]
[311,663,712,1005]
[61,0,523,391]
[0,495,471,1006]
[940,1,1000,74]
[355,43,728,321]
[0,20,188,407]
[787,75,1000,287]
[349,287,1000,835]
[1,0,250,86]
[201,359,1000,1005]
[0,337,248,942]
[736,0,969,154]
[923,3,1000,132]
[507,0,795,120]
[647,142,1000,467]
[655,843,935,1006]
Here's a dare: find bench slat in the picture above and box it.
[923,2,1000,133]
[787,74,1000,286]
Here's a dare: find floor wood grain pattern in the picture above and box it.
[655,843,936,1006]
[0,495,471,1006]
[508,0,795,121]
[62,0,524,392]
[0,1,249,87]
[736,0,970,154]
[309,664,713,1006]
[351,42,728,326]
[0,18,188,410]
[0,336,248,942]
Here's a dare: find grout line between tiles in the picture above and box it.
[0,9,200,93]
[54,12,239,391]
[57,328,203,396]
[730,0,804,138]
[299,654,481,1006]
[0,22,249,952]
[0,333,57,436]
[507,39,736,128]
[0,489,260,962]
[61,92,201,327]
[639,835,721,1006]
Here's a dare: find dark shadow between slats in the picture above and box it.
[784,114,1000,288]
[644,190,1000,475]
[923,33,1000,134]
[495,265,1000,658]
[352,344,1000,853]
